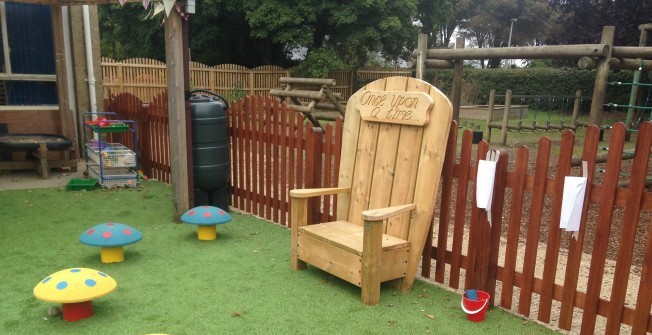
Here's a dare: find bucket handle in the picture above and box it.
[461,297,489,315]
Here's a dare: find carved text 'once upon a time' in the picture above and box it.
[356,90,434,126]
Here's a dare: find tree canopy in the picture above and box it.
[99,0,652,71]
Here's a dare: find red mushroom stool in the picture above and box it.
[181,206,231,240]
[80,222,143,263]
[33,268,117,322]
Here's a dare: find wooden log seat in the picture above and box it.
[0,134,76,179]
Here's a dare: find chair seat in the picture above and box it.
[298,221,410,256]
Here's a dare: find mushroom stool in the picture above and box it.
[181,206,231,240]
[80,222,143,263]
[33,268,117,322]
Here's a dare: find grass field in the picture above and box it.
[0,181,559,335]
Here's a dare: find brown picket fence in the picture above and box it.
[422,121,652,335]
[103,90,651,334]
[227,95,344,225]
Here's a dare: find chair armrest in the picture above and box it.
[361,204,416,221]
[290,187,351,198]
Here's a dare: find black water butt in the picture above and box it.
[189,90,230,210]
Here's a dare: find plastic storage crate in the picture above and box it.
[66,178,98,191]
[87,164,138,188]
[86,143,137,168]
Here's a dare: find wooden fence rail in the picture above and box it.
[102,90,651,334]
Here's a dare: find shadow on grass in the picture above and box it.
[0,181,557,335]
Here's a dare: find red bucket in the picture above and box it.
[461,290,490,322]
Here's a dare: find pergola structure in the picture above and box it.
[10,0,191,219]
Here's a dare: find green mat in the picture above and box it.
[0,181,557,334]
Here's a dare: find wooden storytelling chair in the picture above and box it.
[290,76,453,305]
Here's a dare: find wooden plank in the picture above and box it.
[244,97,252,213]
[500,146,529,309]
[280,102,288,226]
[252,95,261,216]
[300,221,409,255]
[272,97,280,224]
[401,80,453,293]
[449,130,473,289]
[265,97,273,221]
[518,136,551,317]
[297,233,362,285]
[237,98,245,210]
[434,121,458,282]
[538,130,575,323]
[386,77,425,240]
[558,125,600,330]
[344,79,386,225]
[605,122,652,333]
[322,123,333,223]
[580,123,626,335]
[485,149,508,306]
[465,141,488,291]
[336,79,370,220]
[346,118,380,225]
[287,107,296,226]
[305,126,323,224]
[332,117,343,221]
[632,216,652,335]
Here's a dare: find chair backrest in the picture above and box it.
[336,77,452,245]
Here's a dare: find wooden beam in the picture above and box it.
[423,44,608,60]
[578,57,652,71]
[269,89,325,100]
[424,59,454,69]
[165,10,190,221]
[589,26,615,126]
[279,77,335,86]
[611,46,652,59]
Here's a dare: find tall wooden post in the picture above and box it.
[51,5,76,156]
[485,89,496,142]
[451,35,465,122]
[165,11,190,220]
[501,90,512,145]
[589,26,615,126]
[182,16,194,207]
[416,34,428,80]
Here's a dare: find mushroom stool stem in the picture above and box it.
[100,246,125,263]
[62,301,94,321]
[197,225,217,240]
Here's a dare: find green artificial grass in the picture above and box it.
[0,181,558,335]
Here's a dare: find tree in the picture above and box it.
[458,0,552,68]
[100,0,420,70]
[99,3,166,61]
[417,0,477,48]
[546,0,652,46]
[240,0,419,67]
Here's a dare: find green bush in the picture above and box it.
[292,48,348,78]
[424,67,638,107]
